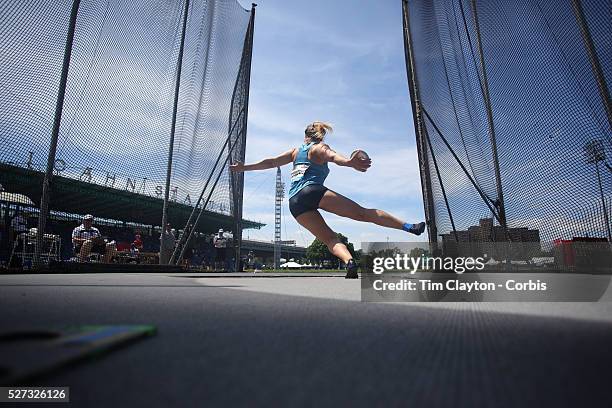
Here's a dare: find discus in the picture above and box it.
[350,149,370,160]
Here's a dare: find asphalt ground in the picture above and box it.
[1,272,611,407]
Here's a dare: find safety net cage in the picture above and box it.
[0,0,258,268]
[402,0,611,259]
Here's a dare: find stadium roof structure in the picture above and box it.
[1,163,264,233]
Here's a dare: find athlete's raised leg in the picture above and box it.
[320,190,397,228]
[295,210,352,264]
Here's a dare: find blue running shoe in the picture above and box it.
[407,222,426,236]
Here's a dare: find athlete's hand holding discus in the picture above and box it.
[229,121,426,279]
[348,149,371,172]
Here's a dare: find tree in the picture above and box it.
[306,238,331,265]
[306,233,356,267]
[354,249,363,262]
[409,247,429,258]
[338,233,356,260]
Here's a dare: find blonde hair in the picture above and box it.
[304,121,333,143]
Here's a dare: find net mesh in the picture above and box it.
[0,0,254,265]
[403,0,611,244]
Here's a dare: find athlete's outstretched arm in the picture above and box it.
[230,148,295,172]
[313,144,371,172]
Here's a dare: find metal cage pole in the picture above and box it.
[469,0,508,233]
[174,132,243,264]
[422,107,503,225]
[571,0,612,131]
[423,128,459,241]
[34,0,81,269]
[402,0,438,247]
[169,136,231,265]
[160,0,190,264]
[169,106,245,264]
[232,3,256,272]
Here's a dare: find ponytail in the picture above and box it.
[304,121,333,143]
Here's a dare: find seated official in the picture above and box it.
[72,214,116,263]
[8,209,29,267]
[10,209,28,245]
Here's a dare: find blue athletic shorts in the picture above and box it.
[289,184,328,218]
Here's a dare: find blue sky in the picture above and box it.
[239,0,427,248]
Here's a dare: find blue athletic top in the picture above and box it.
[288,142,330,199]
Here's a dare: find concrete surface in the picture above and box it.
[1,272,611,407]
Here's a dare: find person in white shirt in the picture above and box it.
[9,209,28,263]
[10,209,28,236]
[213,229,228,271]
[159,223,176,265]
[72,214,116,262]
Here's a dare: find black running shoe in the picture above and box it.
[408,222,426,236]
[345,259,358,279]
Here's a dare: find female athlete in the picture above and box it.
[230,121,426,279]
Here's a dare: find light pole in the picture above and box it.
[584,140,611,242]
[274,167,284,270]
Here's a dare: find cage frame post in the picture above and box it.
[160,0,191,264]
[402,0,438,247]
[173,129,244,265]
[230,3,256,272]
[34,0,81,269]
[169,106,246,265]
[570,0,612,131]
[469,0,508,234]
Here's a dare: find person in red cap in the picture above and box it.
[131,233,144,254]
